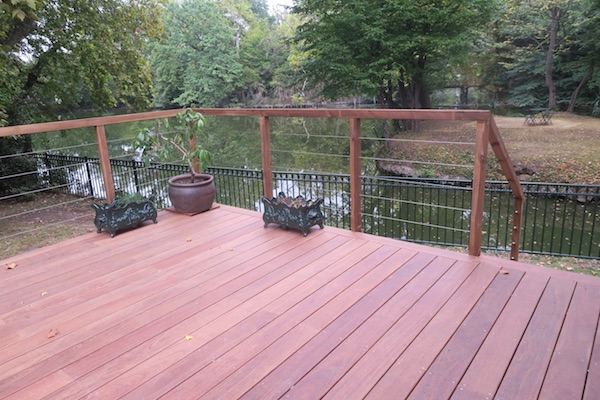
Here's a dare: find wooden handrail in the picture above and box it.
[0,108,491,138]
[0,108,524,260]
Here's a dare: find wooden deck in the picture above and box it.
[1,205,600,399]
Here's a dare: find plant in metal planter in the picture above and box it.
[133,108,215,214]
[92,193,157,238]
[261,192,325,236]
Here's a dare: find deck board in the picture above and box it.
[539,283,600,399]
[1,204,599,399]
[450,272,549,399]
[406,267,524,400]
[494,277,576,399]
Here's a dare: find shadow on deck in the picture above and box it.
[1,205,599,399]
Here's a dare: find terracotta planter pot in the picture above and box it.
[168,173,216,214]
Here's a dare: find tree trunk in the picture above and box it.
[412,55,432,109]
[567,60,595,113]
[419,85,432,109]
[546,6,560,109]
[460,85,469,105]
[1,16,37,48]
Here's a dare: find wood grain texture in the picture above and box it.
[0,204,597,400]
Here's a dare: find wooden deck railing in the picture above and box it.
[0,108,524,260]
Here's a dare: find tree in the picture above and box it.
[237,16,294,104]
[496,0,599,111]
[1,0,164,125]
[268,12,309,104]
[291,0,498,114]
[150,0,244,107]
[565,0,600,112]
[222,0,290,104]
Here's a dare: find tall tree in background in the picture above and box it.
[498,0,600,111]
[0,0,164,125]
[565,0,600,112]
[150,0,244,107]
[497,0,600,111]
[291,0,498,113]
[222,0,290,104]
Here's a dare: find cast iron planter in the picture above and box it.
[261,192,325,236]
[92,197,157,237]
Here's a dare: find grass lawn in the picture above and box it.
[390,112,599,184]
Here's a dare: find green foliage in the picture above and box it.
[150,0,244,107]
[1,0,164,125]
[115,192,152,206]
[0,136,40,196]
[132,109,212,178]
[0,0,38,21]
[248,0,270,20]
[238,18,291,103]
[292,0,498,109]
[149,0,289,107]
[494,0,600,110]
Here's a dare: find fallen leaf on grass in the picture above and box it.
[566,267,574,271]
[47,328,59,339]
[6,263,17,270]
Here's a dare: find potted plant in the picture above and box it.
[133,108,216,214]
[92,193,158,237]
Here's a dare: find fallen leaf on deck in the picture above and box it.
[186,238,192,242]
[6,263,17,270]
[185,335,193,341]
[499,269,509,275]
[41,291,48,296]
[47,328,59,339]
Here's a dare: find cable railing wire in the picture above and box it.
[365,156,473,169]
[362,193,471,213]
[361,136,476,146]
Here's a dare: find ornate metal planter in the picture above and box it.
[92,197,157,238]
[261,192,325,237]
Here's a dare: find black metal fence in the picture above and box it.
[36,154,600,259]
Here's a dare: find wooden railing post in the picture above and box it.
[350,118,362,232]
[469,120,490,256]
[95,125,116,202]
[488,117,524,261]
[511,198,524,261]
[260,116,273,198]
